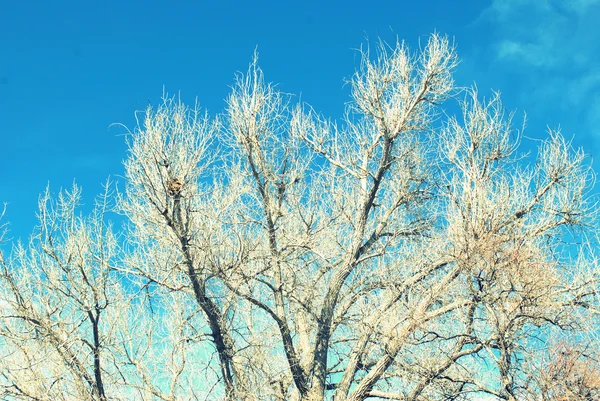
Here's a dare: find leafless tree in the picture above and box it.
[525,341,600,401]
[1,33,599,401]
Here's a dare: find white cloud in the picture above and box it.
[496,40,558,68]
[473,0,600,149]
[486,0,596,68]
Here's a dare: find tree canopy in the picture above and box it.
[1,34,599,401]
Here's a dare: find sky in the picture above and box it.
[1,0,599,242]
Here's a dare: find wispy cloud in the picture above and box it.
[471,0,600,150]
[488,0,598,67]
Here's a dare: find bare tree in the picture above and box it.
[0,184,120,400]
[525,341,600,401]
[1,33,599,401]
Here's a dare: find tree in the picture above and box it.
[531,342,600,401]
[1,33,599,401]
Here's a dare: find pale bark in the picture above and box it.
[1,33,598,401]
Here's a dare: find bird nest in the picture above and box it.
[167,178,183,196]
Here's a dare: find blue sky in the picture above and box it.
[1,0,599,242]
